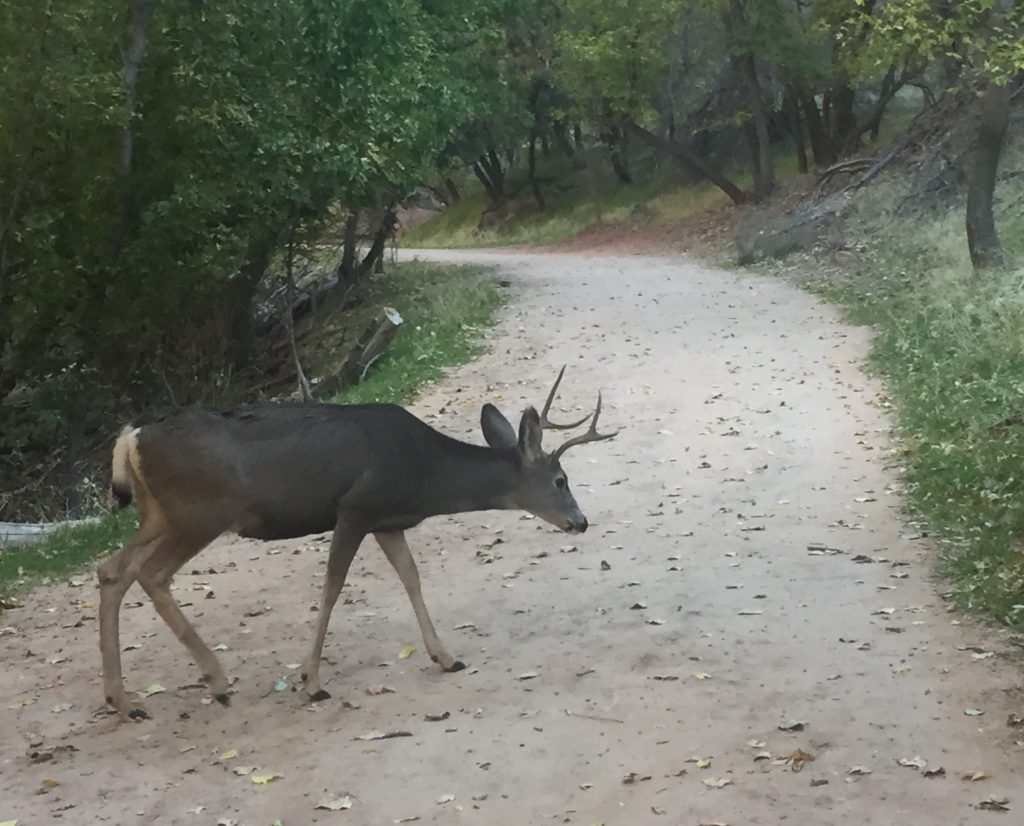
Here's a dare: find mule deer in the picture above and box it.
[98,367,615,719]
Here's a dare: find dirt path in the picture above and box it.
[2,251,1022,826]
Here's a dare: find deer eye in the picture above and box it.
[555,477,567,490]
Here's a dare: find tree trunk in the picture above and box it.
[528,131,546,209]
[966,79,1011,270]
[112,0,156,255]
[828,78,858,155]
[358,207,396,280]
[442,175,460,203]
[859,64,898,143]
[799,93,831,167]
[735,51,774,199]
[785,89,808,174]
[227,236,273,370]
[283,228,314,402]
[625,121,746,204]
[337,210,359,283]
[607,126,632,184]
[473,150,506,205]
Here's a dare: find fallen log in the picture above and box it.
[313,307,404,399]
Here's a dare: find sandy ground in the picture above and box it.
[2,250,1023,826]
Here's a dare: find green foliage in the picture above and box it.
[333,262,504,404]
[853,0,1024,83]
[0,509,137,602]
[556,0,679,121]
[0,0,499,399]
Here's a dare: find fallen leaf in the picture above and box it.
[848,766,872,776]
[747,739,766,748]
[778,721,806,732]
[213,643,228,652]
[702,778,733,789]
[965,708,985,717]
[356,730,413,741]
[785,748,815,772]
[0,820,16,826]
[51,703,71,713]
[693,672,712,681]
[393,818,420,824]
[366,685,397,696]
[687,757,713,769]
[273,678,288,692]
[738,610,763,616]
[622,772,652,784]
[518,672,539,681]
[316,794,354,811]
[398,644,416,659]
[219,749,239,761]
[436,793,455,804]
[646,618,665,626]
[961,771,991,782]
[630,601,648,610]
[1008,713,1024,728]
[142,683,166,697]
[251,773,281,784]
[754,751,773,762]
[39,778,59,790]
[187,806,205,815]
[977,797,1010,812]
[424,711,450,722]
[217,819,238,826]
[7,696,36,709]
[233,766,255,776]
[898,756,927,770]
[923,767,946,779]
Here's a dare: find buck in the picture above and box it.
[98,367,615,720]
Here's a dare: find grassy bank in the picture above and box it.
[786,149,1024,626]
[0,261,504,603]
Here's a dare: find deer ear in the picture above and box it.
[517,407,544,463]
[481,403,517,449]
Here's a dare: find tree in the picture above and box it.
[855,0,1024,270]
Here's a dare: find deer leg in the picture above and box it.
[375,531,465,673]
[97,527,164,720]
[135,533,226,705]
[301,522,365,701]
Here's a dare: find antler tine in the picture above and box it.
[539,364,593,430]
[552,391,619,461]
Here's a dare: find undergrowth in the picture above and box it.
[0,261,503,603]
[796,147,1024,627]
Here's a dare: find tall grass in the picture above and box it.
[802,143,1024,625]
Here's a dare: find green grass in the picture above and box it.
[790,146,1024,627]
[403,144,809,250]
[0,260,504,605]
[329,261,504,403]
[0,508,138,602]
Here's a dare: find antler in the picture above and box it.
[551,390,618,460]
[540,365,593,430]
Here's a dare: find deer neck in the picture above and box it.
[418,437,519,517]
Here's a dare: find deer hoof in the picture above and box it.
[214,693,230,707]
[310,689,331,702]
[447,660,467,673]
[128,707,150,721]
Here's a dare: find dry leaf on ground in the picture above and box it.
[316,794,353,811]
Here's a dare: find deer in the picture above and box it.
[98,366,616,720]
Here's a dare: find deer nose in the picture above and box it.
[568,516,588,534]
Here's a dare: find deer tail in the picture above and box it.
[109,425,139,510]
